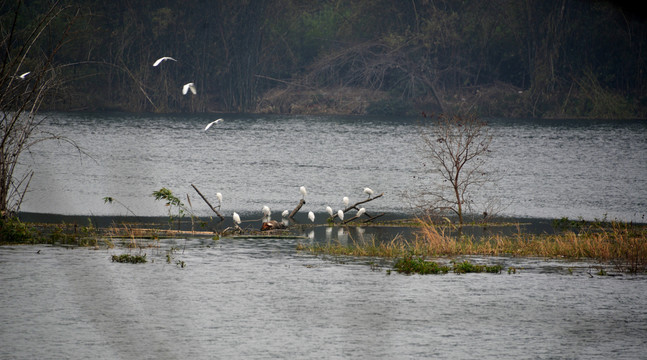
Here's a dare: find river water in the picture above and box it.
[4,113,647,359]
[16,112,647,223]
[2,238,647,360]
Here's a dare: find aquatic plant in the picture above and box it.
[393,255,450,275]
[111,253,147,264]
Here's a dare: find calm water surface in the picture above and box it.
[16,113,647,223]
[2,238,646,360]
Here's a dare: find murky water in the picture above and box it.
[16,113,647,223]
[2,238,646,360]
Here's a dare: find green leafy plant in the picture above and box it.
[152,187,192,231]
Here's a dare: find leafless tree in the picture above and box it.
[417,113,493,225]
[0,1,81,218]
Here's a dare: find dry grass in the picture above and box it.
[302,218,647,273]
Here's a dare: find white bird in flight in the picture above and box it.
[300,186,307,199]
[233,212,241,224]
[343,196,349,207]
[337,210,344,221]
[153,56,177,67]
[204,118,223,131]
[308,211,315,222]
[182,82,197,95]
[18,71,30,79]
[363,187,374,198]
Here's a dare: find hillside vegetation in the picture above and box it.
[3,0,647,118]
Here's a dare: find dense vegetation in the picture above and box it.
[3,0,647,118]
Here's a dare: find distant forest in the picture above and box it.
[3,0,647,118]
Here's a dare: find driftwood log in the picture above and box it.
[288,199,306,219]
[191,184,225,221]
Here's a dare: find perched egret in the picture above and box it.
[363,187,374,198]
[300,186,307,199]
[282,210,289,218]
[18,71,30,79]
[262,205,271,221]
[216,192,222,208]
[153,56,177,66]
[233,212,241,224]
[182,82,197,95]
[337,210,344,221]
[308,211,315,222]
[204,118,223,131]
[326,206,333,217]
[343,196,349,207]
[357,207,366,217]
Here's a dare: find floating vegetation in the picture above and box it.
[111,253,147,264]
[393,256,502,275]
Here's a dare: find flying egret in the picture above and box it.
[326,206,333,217]
[182,82,197,95]
[216,192,222,208]
[363,187,374,198]
[308,211,315,222]
[357,207,366,217]
[282,210,289,218]
[18,71,30,79]
[204,118,223,131]
[337,210,344,221]
[153,56,177,66]
[300,186,307,199]
[233,212,241,224]
[343,196,349,207]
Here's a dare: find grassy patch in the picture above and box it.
[111,253,147,264]
[299,218,647,274]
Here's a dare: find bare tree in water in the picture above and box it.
[417,113,493,225]
[0,1,81,218]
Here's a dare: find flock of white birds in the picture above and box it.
[152,56,375,228]
[228,186,375,227]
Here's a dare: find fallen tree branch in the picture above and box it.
[289,199,305,219]
[191,184,224,221]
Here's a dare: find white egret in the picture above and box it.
[153,56,177,66]
[182,82,197,95]
[300,186,307,199]
[204,118,223,131]
[326,206,333,217]
[18,71,30,79]
[308,211,315,222]
[363,187,374,198]
[343,196,349,207]
[262,205,271,222]
[216,192,222,208]
[282,210,289,218]
[357,207,366,217]
[233,212,241,224]
[337,210,344,221]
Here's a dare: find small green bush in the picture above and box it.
[0,217,33,243]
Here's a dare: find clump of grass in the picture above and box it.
[393,255,450,275]
[111,253,147,264]
[452,260,502,274]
